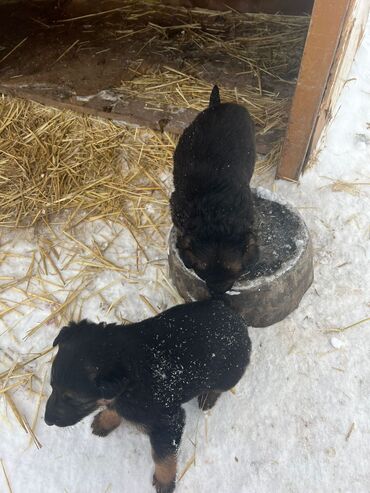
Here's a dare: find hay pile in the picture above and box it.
[0,95,174,228]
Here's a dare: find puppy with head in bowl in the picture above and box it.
[171,85,258,295]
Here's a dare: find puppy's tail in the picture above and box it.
[209,85,221,108]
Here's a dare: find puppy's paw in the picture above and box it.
[152,474,176,493]
[91,415,112,437]
[91,409,122,437]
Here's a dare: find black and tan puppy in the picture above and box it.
[45,299,251,493]
[171,85,257,294]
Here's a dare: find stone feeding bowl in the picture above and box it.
[168,188,313,327]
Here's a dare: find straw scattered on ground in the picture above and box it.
[0,215,180,444]
[0,90,178,438]
[0,459,12,493]
[117,65,289,131]
[319,177,370,196]
[61,1,309,83]
[110,3,309,167]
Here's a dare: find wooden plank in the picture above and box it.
[165,0,314,15]
[276,0,352,181]
[0,0,313,14]
[309,0,370,155]
[0,83,198,133]
[0,83,280,154]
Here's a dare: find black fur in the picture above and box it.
[170,85,257,294]
[45,300,251,493]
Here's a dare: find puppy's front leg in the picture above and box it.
[91,407,122,437]
[198,390,222,411]
[150,408,185,493]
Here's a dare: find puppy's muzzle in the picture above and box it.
[45,393,57,426]
[44,416,55,426]
[44,408,81,428]
[44,393,73,427]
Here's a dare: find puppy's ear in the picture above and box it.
[53,321,79,347]
[177,235,195,268]
[95,368,129,399]
[243,232,258,266]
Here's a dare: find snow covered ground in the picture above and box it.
[1,17,370,493]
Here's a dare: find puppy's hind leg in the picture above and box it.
[91,408,122,437]
[198,390,222,411]
[150,408,185,493]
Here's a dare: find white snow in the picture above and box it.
[330,337,346,350]
[1,18,370,493]
[226,290,241,296]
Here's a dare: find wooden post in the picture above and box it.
[276,0,352,181]
[309,0,370,155]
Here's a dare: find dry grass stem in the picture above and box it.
[345,422,355,441]
[178,453,196,482]
[0,459,12,493]
[139,294,159,314]
[325,316,370,334]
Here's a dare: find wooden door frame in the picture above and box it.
[276,0,369,181]
[276,0,352,181]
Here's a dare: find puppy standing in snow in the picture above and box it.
[171,85,257,294]
[44,299,251,493]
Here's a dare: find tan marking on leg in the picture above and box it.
[91,408,122,437]
[153,453,177,487]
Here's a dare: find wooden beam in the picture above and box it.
[164,0,314,15]
[309,0,370,155]
[276,0,352,181]
[0,83,280,154]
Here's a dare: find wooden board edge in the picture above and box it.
[308,0,370,159]
[276,0,352,182]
